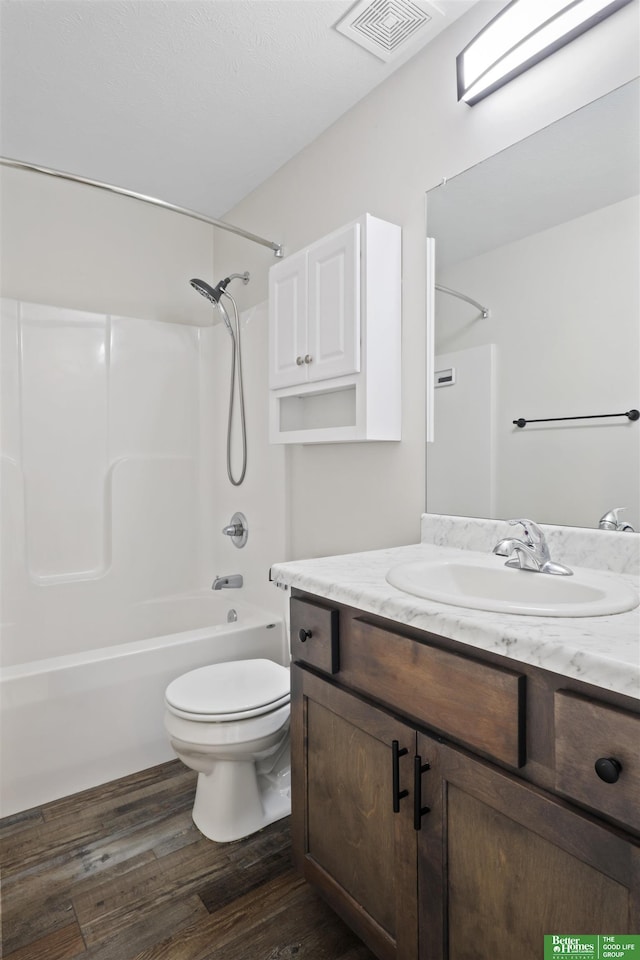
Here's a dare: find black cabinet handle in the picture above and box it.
[298,628,312,643]
[392,740,409,812]
[595,757,622,783]
[414,755,431,830]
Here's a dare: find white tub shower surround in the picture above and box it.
[1,299,206,653]
[0,298,286,816]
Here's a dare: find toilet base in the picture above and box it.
[192,747,291,843]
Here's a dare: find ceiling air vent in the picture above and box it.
[335,0,445,62]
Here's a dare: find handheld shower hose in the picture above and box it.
[190,272,250,486]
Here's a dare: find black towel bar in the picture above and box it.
[513,409,639,428]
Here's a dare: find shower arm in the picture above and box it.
[0,156,284,258]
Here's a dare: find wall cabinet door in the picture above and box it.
[417,734,640,960]
[291,665,419,960]
[268,248,308,389]
[269,222,361,389]
[306,221,360,383]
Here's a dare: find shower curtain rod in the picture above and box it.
[0,156,284,258]
[435,282,489,319]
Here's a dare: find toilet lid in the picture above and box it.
[165,658,290,720]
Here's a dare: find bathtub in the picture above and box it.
[0,594,287,817]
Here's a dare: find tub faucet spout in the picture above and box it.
[212,574,243,590]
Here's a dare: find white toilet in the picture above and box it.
[164,658,291,843]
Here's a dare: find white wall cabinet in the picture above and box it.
[269,223,360,389]
[268,214,401,444]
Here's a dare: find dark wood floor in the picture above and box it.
[0,759,376,960]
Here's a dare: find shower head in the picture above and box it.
[190,272,250,306]
[190,272,250,338]
[190,277,223,305]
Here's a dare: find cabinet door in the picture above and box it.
[306,222,361,383]
[268,248,308,389]
[417,734,640,960]
[291,665,418,960]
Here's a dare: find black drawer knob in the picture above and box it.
[298,628,312,643]
[595,757,622,783]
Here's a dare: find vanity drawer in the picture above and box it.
[555,691,640,834]
[341,618,525,768]
[291,597,339,675]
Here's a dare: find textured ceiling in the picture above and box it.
[0,0,475,219]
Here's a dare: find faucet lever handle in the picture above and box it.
[599,507,634,531]
[507,518,551,563]
[497,519,570,575]
[508,518,542,546]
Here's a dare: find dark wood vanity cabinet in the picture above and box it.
[290,592,640,960]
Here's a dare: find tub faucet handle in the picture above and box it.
[221,512,248,548]
[223,523,243,537]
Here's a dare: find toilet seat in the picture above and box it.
[165,658,290,722]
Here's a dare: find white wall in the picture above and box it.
[0,166,215,326]
[215,0,640,561]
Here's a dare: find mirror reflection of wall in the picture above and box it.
[426,79,640,531]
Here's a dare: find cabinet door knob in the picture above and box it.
[595,757,622,783]
[298,628,312,643]
[296,356,304,366]
[391,740,409,812]
[304,354,312,364]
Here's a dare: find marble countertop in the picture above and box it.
[270,539,640,700]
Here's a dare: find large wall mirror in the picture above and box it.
[425,78,639,531]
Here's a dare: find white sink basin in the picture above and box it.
[386,556,639,617]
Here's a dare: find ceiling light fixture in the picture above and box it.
[457,0,634,106]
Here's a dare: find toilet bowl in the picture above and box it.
[164,658,291,842]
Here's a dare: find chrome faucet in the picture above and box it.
[493,519,573,576]
[212,574,243,590]
[599,507,635,532]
